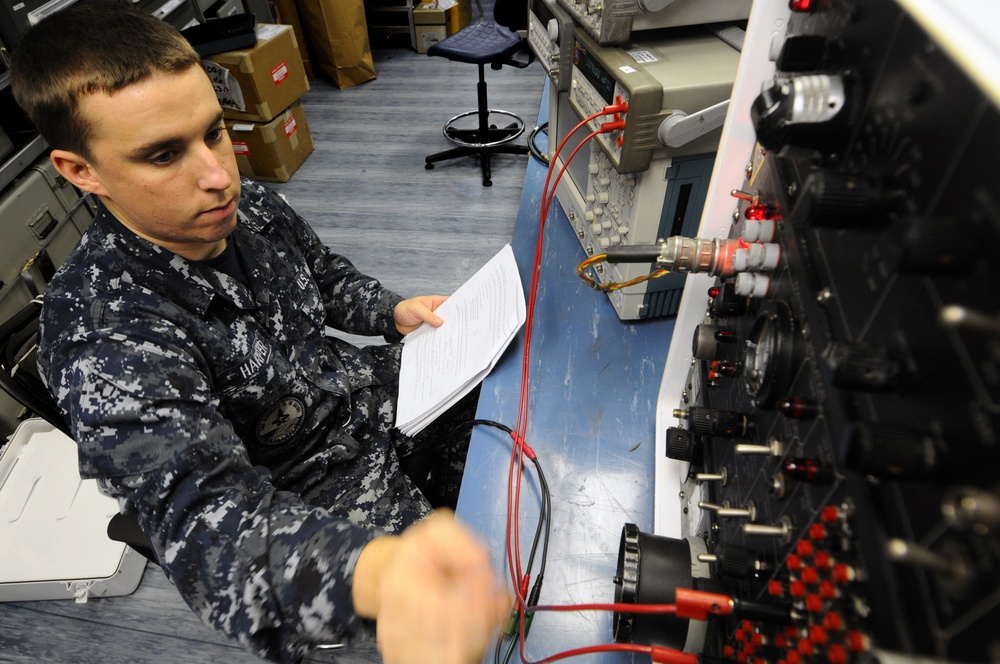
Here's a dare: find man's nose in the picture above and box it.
[196,145,233,191]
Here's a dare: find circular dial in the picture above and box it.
[743,301,796,408]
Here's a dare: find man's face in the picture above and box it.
[74,65,241,260]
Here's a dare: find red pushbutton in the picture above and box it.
[821,505,840,522]
[786,553,802,570]
[814,551,831,569]
[833,563,856,583]
[823,611,844,631]
[797,638,814,656]
[805,593,824,613]
[801,567,819,584]
[808,625,828,644]
[809,523,827,540]
[846,631,869,652]
[769,580,784,596]
[828,644,847,664]
[796,540,814,557]
[820,581,837,599]
[789,580,806,597]
[785,650,801,664]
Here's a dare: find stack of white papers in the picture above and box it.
[395,244,525,436]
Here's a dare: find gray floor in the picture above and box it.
[0,33,546,664]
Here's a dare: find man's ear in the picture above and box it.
[50,149,108,197]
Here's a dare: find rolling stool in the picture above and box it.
[424,5,532,187]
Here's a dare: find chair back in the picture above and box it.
[493,0,527,31]
[0,297,70,436]
[0,296,159,564]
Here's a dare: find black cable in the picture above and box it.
[457,417,545,664]
[451,417,553,636]
[451,418,549,578]
[527,122,550,165]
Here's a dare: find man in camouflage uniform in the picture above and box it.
[9,4,507,664]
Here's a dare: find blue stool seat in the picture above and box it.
[427,18,524,64]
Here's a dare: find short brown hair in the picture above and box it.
[10,1,201,161]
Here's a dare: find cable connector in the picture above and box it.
[674,587,793,624]
[600,120,626,133]
[604,244,664,264]
[602,98,628,116]
[674,587,734,620]
[522,579,543,638]
[503,573,533,635]
[502,603,521,636]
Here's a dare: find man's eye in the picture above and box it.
[150,151,175,165]
[207,127,225,141]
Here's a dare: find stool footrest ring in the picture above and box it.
[442,109,525,149]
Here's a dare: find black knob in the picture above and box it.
[799,169,883,228]
[666,426,700,464]
[898,215,987,275]
[751,74,852,155]
[843,422,938,478]
[613,525,698,648]
[824,342,902,391]
[713,544,768,579]
[675,406,751,438]
[776,34,829,72]
[692,324,721,360]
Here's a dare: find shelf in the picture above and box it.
[364,0,415,49]
[0,134,47,194]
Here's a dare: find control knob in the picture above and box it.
[751,74,855,157]
[797,169,884,228]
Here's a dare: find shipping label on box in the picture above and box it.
[415,25,448,54]
[226,101,314,182]
[206,23,310,122]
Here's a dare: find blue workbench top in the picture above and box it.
[456,84,677,664]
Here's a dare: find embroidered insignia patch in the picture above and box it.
[256,397,305,446]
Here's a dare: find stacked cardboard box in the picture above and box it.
[205,23,314,181]
[413,0,472,54]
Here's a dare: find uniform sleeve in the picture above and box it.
[251,182,404,339]
[47,314,377,663]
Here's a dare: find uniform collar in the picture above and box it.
[93,204,270,316]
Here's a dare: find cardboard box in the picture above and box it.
[226,100,314,182]
[205,23,310,122]
[415,24,448,54]
[268,0,317,80]
[413,0,471,35]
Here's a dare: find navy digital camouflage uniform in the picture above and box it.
[37,179,472,663]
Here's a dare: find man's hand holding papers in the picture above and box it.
[396,244,525,436]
